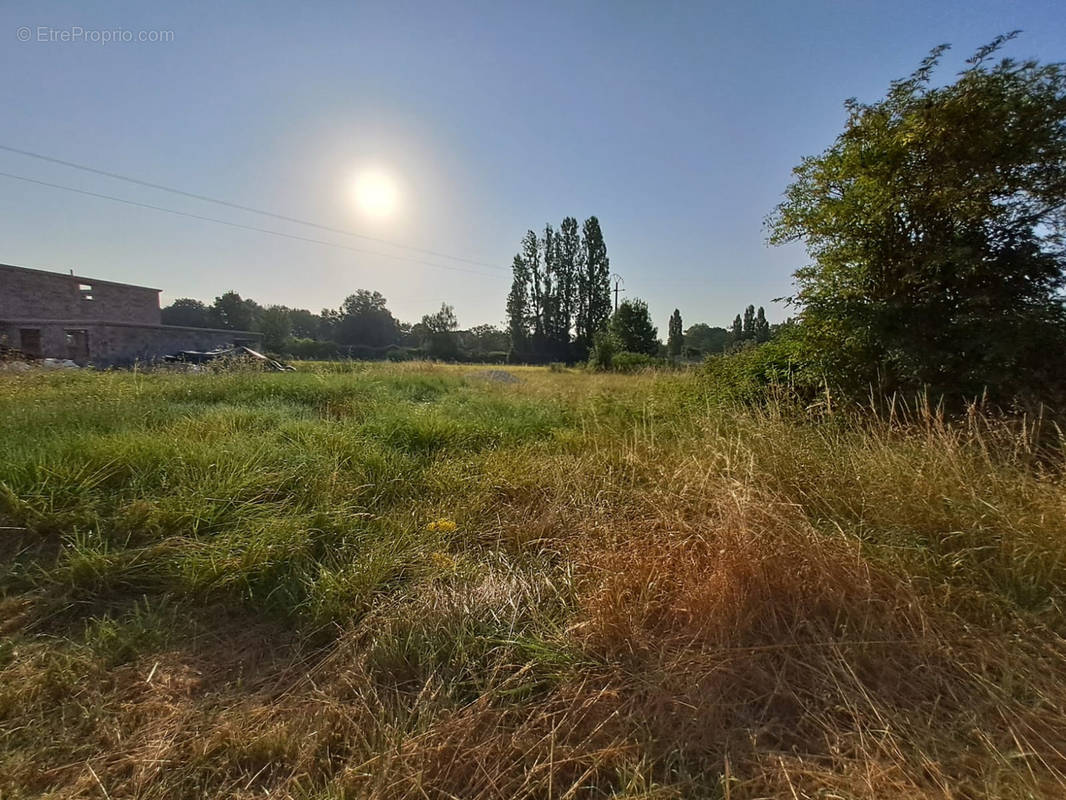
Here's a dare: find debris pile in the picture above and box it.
[163,345,294,372]
[0,340,83,372]
[0,341,28,362]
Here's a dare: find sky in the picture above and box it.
[3,1,1065,333]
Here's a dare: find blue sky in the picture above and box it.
[3,1,1064,332]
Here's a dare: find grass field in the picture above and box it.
[2,361,1065,799]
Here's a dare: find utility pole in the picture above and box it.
[612,274,625,312]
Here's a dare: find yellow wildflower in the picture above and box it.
[429,551,457,571]
[425,517,458,533]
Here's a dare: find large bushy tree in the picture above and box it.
[610,298,659,356]
[211,291,259,331]
[287,308,325,340]
[461,324,509,357]
[334,290,400,348]
[684,323,731,355]
[259,306,291,352]
[421,303,459,360]
[769,34,1066,401]
[161,298,212,328]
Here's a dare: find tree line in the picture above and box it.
[506,216,612,362]
[161,291,509,362]
[504,216,782,365]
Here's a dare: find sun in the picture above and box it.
[352,168,400,220]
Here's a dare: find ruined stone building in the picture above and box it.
[0,263,260,365]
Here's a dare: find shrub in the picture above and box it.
[701,330,820,404]
[287,338,339,360]
[460,350,509,364]
[610,351,665,373]
[588,330,616,370]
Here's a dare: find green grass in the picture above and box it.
[1,361,1065,798]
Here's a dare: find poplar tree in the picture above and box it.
[579,216,611,348]
[522,230,543,343]
[555,216,581,357]
[667,309,683,358]
[506,253,531,360]
[754,306,771,343]
[731,314,743,342]
[742,305,756,340]
[507,215,613,363]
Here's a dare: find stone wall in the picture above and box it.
[0,263,161,324]
[0,321,261,366]
[89,324,261,365]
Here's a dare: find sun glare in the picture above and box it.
[352,168,399,220]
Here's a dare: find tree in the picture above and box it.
[288,308,324,340]
[161,298,212,328]
[523,230,544,345]
[577,216,611,351]
[742,305,755,340]
[538,220,579,361]
[554,217,581,357]
[541,224,557,348]
[506,253,531,361]
[754,306,771,343]
[211,291,257,331]
[404,321,428,348]
[768,34,1066,401]
[589,328,616,370]
[507,215,610,363]
[505,229,550,360]
[259,306,291,352]
[335,290,400,348]
[667,309,683,358]
[731,314,743,342]
[421,303,459,360]
[461,324,509,358]
[610,298,658,356]
[684,323,731,355]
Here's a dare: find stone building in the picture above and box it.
[0,263,260,366]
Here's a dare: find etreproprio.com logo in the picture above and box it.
[17,26,175,44]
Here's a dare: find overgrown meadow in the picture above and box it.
[2,362,1065,798]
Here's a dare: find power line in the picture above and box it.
[0,143,507,271]
[0,170,506,279]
